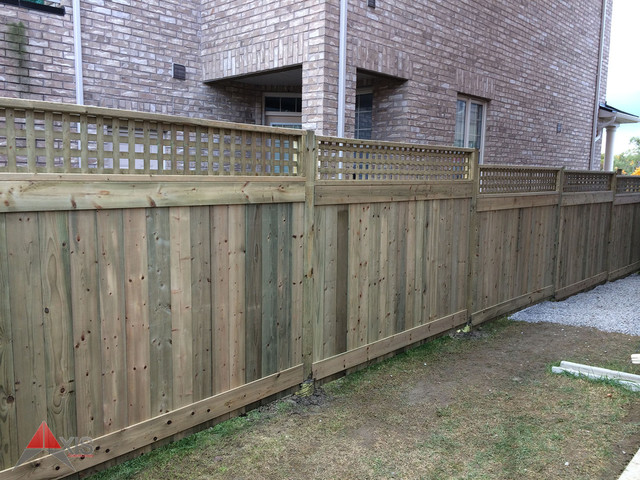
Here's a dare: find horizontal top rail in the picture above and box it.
[479,165,561,194]
[563,170,613,193]
[0,97,303,176]
[616,175,640,194]
[317,136,474,181]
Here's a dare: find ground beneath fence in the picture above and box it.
[91,318,640,480]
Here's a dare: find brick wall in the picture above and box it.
[1,2,76,103]
[0,0,252,121]
[344,0,612,168]
[0,0,612,168]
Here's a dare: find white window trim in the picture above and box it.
[457,96,487,164]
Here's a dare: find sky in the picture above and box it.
[604,0,640,154]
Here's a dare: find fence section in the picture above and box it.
[0,203,305,477]
[0,99,639,479]
[471,166,562,324]
[0,99,302,175]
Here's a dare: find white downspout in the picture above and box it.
[590,0,607,170]
[73,0,84,105]
[337,0,347,137]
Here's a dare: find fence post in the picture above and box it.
[552,167,565,297]
[466,150,480,325]
[301,130,317,380]
[606,172,618,280]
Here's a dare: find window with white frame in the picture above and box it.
[455,97,486,163]
[263,94,302,129]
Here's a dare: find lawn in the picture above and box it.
[89,317,640,480]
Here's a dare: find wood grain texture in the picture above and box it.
[123,209,151,423]
[0,214,18,470]
[39,211,76,439]
[96,209,127,433]
[169,206,193,408]
[69,210,103,438]
[189,206,212,401]
[6,212,47,451]
[146,208,173,416]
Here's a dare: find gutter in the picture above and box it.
[590,0,608,170]
[72,0,84,105]
[337,0,347,137]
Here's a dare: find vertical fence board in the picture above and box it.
[39,212,76,439]
[146,208,173,416]
[335,206,349,355]
[290,203,305,365]
[97,209,127,432]
[6,212,47,451]
[377,204,390,335]
[413,201,426,324]
[394,202,407,333]
[276,203,292,371]
[404,202,416,330]
[211,205,230,394]
[189,206,212,401]
[313,207,326,362]
[228,205,247,388]
[261,205,279,376]
[69,210,103,438]
[367,203,381,342]
[0,214,18,470]
[357,204,371,345]
[170,206,193,408]
[437,200,452,319]
[346,204,359,349]
[123,209,151,424]
[426,200,440,321]
[245,205,262,382]
[322,207,337,359]
[383,203,397,336]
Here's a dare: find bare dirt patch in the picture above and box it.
[90,318,640,480]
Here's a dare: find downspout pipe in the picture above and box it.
[590,0,608,170]
[73,0,84,105]
[337,0,347,137]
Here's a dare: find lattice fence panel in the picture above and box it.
[317,137,472,181]
[0,106,301,175]
[616,176,640,194]
[563,171,612,192]
[479,166,559,194]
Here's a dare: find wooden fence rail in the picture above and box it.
[0,99,639,479]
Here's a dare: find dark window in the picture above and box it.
[1,0,66,15]
[264,96,302,113]
[355,93,373,140]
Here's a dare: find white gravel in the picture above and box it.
[511,274,640,336]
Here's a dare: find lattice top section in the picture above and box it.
[563,171,612,192]
[317,136,473,181]
[479,166,559,194]
[0,100,301,175]
[617,176,640,194]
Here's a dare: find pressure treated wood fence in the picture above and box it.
[0,99,639,479]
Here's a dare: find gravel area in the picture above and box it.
[511,273,640,336]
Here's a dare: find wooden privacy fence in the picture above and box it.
[0,99,639,479]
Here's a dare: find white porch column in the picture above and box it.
[604,125,618,171]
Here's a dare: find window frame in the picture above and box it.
[455,96,487,164]
[355,88,373,140]
[262,93,302,128]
